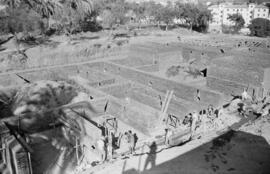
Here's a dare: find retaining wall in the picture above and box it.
[207,77,261,96]
[70,76,160,136]
[98,62,222,107]
[208,65,263,87]
[207,54,270,96]
[101,82,202,118]
[0,44,128,73]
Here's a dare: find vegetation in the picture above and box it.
[0,0,213,36]
[249,18,270,37]
[95,0,130,29]
[227,13,245,33]
[0,4,45,35]
[0,0,94,35]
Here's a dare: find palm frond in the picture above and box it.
[0,0,94,17]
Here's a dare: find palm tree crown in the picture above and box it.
[0,0,93,18]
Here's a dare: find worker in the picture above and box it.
[241,88,251,101]
[133,133,138,153]
[196,89,201,101]
[128,130,135,155]
[120,132,129,157]
[200,109,207,134]
[107,133,113,160]
[207,105,214,115]
[113,118,118,135]
[97,136,106,163]
[183,113,192,126]
[164,128,173,147]
[191,111,199,137]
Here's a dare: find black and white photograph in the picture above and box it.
[0,0,270,173]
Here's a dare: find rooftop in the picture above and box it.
[209,3,268,9]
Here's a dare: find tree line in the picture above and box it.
[0,0,213,36]
[94,0,212,32]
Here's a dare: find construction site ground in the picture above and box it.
[80,113,270,174]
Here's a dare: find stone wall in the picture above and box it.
[207,55,270,97]
[99,62,222,107]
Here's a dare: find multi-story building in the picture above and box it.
[208,3,270,31]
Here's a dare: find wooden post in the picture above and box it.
[75,137,79,166]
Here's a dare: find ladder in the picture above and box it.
[160,90,174,124]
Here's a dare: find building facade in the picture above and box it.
[208,3,270,31]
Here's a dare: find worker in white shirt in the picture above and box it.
[97,136,106,163]
[191,111,199,137]
[241,88,251,101]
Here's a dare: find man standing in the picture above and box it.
[97,136,106,163]
[128,130,135,155]
[107,133,113,160]
[191,111,199,137]
[164,128,173,147]
[241,88,251,101]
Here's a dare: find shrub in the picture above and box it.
[0,5,46,35]
[222,25,238,34]
[166,65,181,77]
[227,14,245,33]
[249,18,270,37]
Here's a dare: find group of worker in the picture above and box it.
[96,88,270,164]
[121,130,138,156]
[187,88,270,137]
[181,104,220,134]
[96,129,138,164]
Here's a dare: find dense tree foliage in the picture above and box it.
[249,18,270,37]
[227,13,245,33]
[0,0,94,34]
[0,0,213,35]
[174,2,212,32]
[0,4,45,34]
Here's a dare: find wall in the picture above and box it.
[208,64,263,87]
[98,62,222,107]
[100,82,203,118]
[263,68,270,95]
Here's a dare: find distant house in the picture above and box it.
[208,3,270,32]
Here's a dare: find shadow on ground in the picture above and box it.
[123,130,270,174]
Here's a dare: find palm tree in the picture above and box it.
[0,0,94,33]
[0,0,93,18]
[0,0,94,54]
